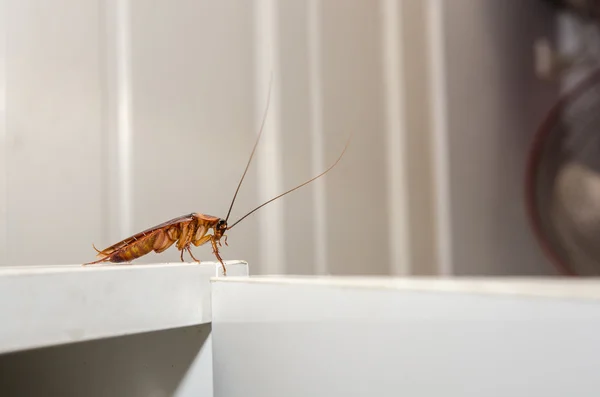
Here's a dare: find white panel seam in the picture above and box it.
[381,0,411,276]
[307,0,328,275]
[255,0,284,274]
[103,0,133,241]
[0,0,6,265]
[426,0,453,275]
[116,0,133,238]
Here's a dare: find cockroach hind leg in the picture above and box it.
[82,257,107,266]
[187,247,200,263]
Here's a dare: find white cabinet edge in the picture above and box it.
[0,260,249,355]
[212,275,600,301]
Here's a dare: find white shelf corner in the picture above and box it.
[0,260,249,355]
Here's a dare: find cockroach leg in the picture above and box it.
[223,235,228,246]
[211,239,227,276]
[180,248,185,262]
[82,257,105,266]
[187,246,200,262]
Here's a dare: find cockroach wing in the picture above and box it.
[95,213,197,257]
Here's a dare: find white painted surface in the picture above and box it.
[427,0,453,276]
[126,0,260,271]
[318,0,389,275]
[106,0,134,240]
[381,0,410,275]
[212,276,600,396]
[5,0,105,266]
[0,324,215,397]
[0,260,248,354]
[254,0,284,275]
[0,0,6,266]
[307,0,327,275]
[399,0,439,276]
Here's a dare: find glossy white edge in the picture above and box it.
[0,260,249,355]
[211,275,600,301]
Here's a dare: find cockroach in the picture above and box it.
[84,82,350,276]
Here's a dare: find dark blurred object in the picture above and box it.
[526,68,600,276]
[542,0,600,20]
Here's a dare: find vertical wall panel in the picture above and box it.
[254,0,285,275]
[381,0,411,275]
[5,0,104,265]
[441,0,559,275]
[278,0,316,274]
[0,0,7,264]
[102,0,134,248]
[320,0,390,275]
[127,0,260,269]
[401,0,439,276]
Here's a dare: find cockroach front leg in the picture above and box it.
[217,236,229,247]
[211,239,227,276]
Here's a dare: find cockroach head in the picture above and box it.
[217,219,228,231]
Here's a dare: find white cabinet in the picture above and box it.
[212,276,600,397]
[2,268,597,396]
[0,261,248,397]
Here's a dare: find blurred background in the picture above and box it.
[1,0,596,276]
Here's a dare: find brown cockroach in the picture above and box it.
[84,83,350,276]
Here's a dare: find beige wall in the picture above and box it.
[0,0,559,276]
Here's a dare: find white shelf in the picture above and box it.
[214,275,600,300]
[211,276,600,397]
[0,260,248,355]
